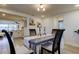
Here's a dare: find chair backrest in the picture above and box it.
[52,29,65,53]
[2,30,15,54]
[52,29,59,34]
[10,31,13,37]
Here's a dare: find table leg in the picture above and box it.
[30,43,37,54]
[33,45,37,54]
[29,43,31,48]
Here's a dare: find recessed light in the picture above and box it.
[75,4,79,7]
[2,13,6,16]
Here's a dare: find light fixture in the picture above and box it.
[37,4,46,12]
[40,4,43,8]
[75,4,79,7]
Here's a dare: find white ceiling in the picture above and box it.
[0,4,79,17]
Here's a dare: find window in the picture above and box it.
[0,23,18,31]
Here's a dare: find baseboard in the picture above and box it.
[65,42,79,48]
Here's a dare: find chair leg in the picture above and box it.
[41,47,43,54]
[58,48,60,54]
[52,51,55,54]
[30,52,34,54]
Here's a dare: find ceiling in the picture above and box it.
[0,12,24,20]
[0,4,79,18]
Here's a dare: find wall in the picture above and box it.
[52,10,79,47]
[42,17,55,34]
[63,10,79,47]
[13,20,24,38]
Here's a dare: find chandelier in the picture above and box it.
[37,4,46,11]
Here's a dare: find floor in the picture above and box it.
[14,37,24,46]
[63,44,79,54]
[14,38,79,54]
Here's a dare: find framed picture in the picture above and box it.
[29,18,35,26]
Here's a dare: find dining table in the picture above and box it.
[24,34,55,54]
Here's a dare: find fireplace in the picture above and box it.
[29,29,36,36]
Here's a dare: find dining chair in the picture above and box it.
[41,29,65,54]
[52,29,58,34]
[2,30,34,54]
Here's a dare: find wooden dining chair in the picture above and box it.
[2,30,34,54]
[41,29,65,54]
